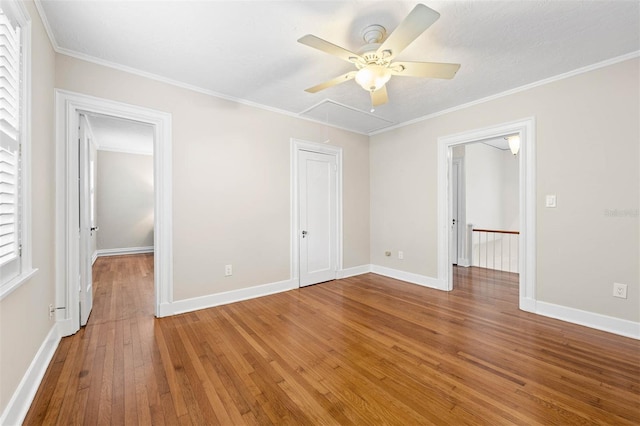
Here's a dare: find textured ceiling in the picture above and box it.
[38,1,639,134]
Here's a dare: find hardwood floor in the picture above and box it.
[25,256,639,425]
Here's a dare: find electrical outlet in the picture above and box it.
[398,251,404,260]
[49,304,54,319]
[613,283,627,299]
[225,264,233,277]
[545,194,557,208]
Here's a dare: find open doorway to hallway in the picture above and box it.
[55,89,172,337]
[81,113,155,325]
[449,139,520,296]
[438,117,536,311]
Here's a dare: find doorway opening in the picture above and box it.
[449,139,521,303]
[55,90,173,337]
[79,112,155,325]
[437,117,536,313]
[449,140,520,271]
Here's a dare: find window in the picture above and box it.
[0,0,34,299]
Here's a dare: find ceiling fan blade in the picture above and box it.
[376,4,440,60]
[304,71,357,93]
[391,61,460,79]
[298,34,363,64]
[371,85,389,107]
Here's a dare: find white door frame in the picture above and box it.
[437,117,536,312]
[290,139,343,286]
[55,89,173,337]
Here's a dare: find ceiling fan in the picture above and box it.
[298,4,460,110]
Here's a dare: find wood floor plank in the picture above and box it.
[82,339,106,426]
[40,328,83,425]
[153,316,189,419]
[24,255,640,425]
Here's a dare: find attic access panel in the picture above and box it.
[300,100,395,134]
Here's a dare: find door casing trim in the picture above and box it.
[55,89,173,337]
[437,117,536,312]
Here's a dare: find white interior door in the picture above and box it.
[450,161,459,265]
[299,150,337,287]
[79,114,93,326]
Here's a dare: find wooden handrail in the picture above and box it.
[472,228,519,235]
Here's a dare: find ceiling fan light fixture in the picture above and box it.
[355,64,391,92]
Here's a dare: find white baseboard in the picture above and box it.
[161,278,297,317]
[457,258,471,267]
[0,323,61,425]
[155,264,637,341]
[535,301,640,340]
[519,297,536,313]
[96,246,154,258]
[337,264,371,279]
[370,265,448,291]
[91,250,98,265]
[159,266,372,317]
[361,266,638,339]
[56,317,78,338]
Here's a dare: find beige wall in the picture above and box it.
[370,58,639,322]
[97,151,154,250]
[0,0,57,414]
[465,143,519,231]
[55,54,371,301]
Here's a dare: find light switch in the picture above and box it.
[545,195,557,208]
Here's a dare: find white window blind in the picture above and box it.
[0,8,20,141]
[0,146,17,265]
[0,7,20,273]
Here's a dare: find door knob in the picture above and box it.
[301,230,307,238]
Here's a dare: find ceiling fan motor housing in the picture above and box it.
[361,24,386,44]
[356,45,385,65]
[357,25,390,67]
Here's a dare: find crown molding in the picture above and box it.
[33,2,367,135]
[63,47,373,136]
[369,50,640,136]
